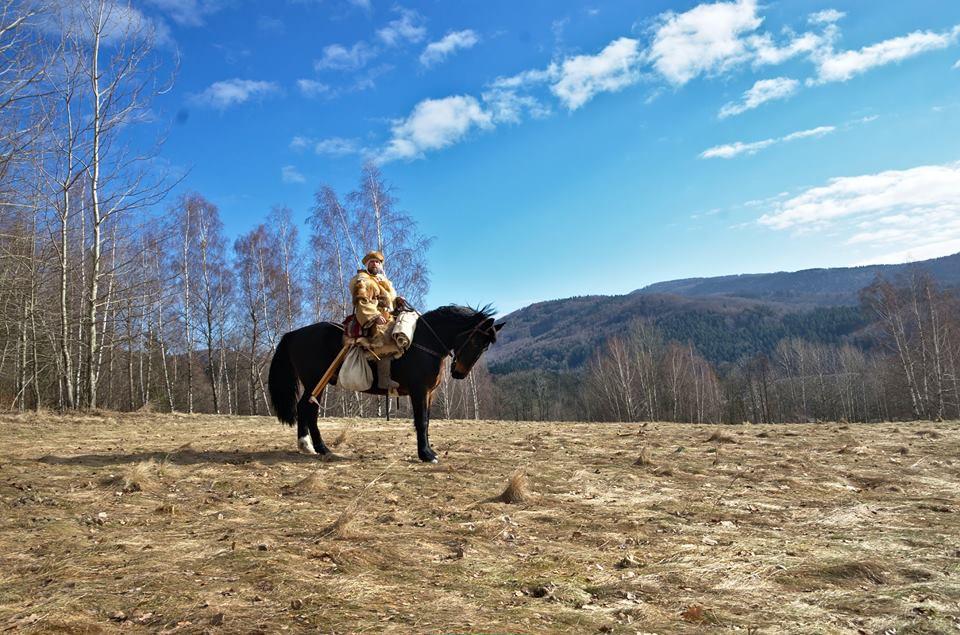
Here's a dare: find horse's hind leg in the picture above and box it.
[296,395,329,456]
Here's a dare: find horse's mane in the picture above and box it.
[424,304,496,328]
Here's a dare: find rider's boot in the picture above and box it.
[377,358,399,391]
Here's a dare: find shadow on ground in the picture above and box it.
[37,448,340,467]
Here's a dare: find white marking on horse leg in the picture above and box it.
[298,435,317,455]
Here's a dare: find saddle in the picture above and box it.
[341,309,417,358]
[342,314,364,339]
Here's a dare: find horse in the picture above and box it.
[267,305,504,462]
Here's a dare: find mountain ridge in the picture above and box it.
[487,251,960,374]
[634,252,960,305]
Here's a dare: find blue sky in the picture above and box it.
[133,0,960,313]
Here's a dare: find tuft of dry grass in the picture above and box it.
[319,459,398,538]
[651,465,674,477]
[320,506,358,539]
[784,560,890,590]
[102,460,157,493]
[707,430,737,444]
[633,447,653,467]
[286,471,327,494]
[154,503,176,515]
[494,469,536,504]
[329,429,349,448]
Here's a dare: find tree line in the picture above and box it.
[0,1,433,416]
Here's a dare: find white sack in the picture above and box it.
[338,346,373,392]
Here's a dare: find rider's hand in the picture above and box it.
[376,315,388,326]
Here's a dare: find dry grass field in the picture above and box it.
[1,411,959,633]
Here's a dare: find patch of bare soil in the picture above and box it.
[1,412,959,633]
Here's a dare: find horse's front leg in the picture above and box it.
[410,389,437,463]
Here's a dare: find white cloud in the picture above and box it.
[954,59,960,69]
[758,163,960,233]
[480,66,557,123]
[314,42,377,71]
[281,165,306,184]
[700,124,834,159]
[808,9,845,25]
[781,125,835,141]
[45,1,172,46]
[190,79,279,109]
[145,0,225,27]
[857,238,960,265]
[551,37,643,110]
[718,77,799,118]
[846,227,911,245]
[489,66,559,91]
[646,0,762,85]
[348,0,372,11]
[813,27,960,83]
[420,29,479,67]
[700,139,776,159]
[377,8,426,46]
[289,136,311,151]
[645,1,956,91]
[380,95,493,162]
[482,88,552,124]
[297,79,330,97]
[748,31,832,67]
[289,136,363,155]
[314,137,362,156]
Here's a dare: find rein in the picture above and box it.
[410,309,452,359]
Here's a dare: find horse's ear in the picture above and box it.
[481,317,495,328]
[494,321,506,332]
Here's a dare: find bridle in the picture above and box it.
[410,310,496,363]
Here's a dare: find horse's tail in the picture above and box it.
[268,333,299,426]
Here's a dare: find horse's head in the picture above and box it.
[441,306,504,379]
[419,305,505,379]
[451,314,505,379]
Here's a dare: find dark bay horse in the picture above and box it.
[267,305,504,462]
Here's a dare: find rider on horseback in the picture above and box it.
[348,251,406,390]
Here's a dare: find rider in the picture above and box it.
[349,251,406,390]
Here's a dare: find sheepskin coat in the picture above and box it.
[349,270,397,328]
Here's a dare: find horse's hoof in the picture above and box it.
[298,436,318,455]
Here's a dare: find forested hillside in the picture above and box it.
[485,259,960,425]
[488,254,959,374]
[488,295,870,373]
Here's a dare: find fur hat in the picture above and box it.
[362,251,385,265]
